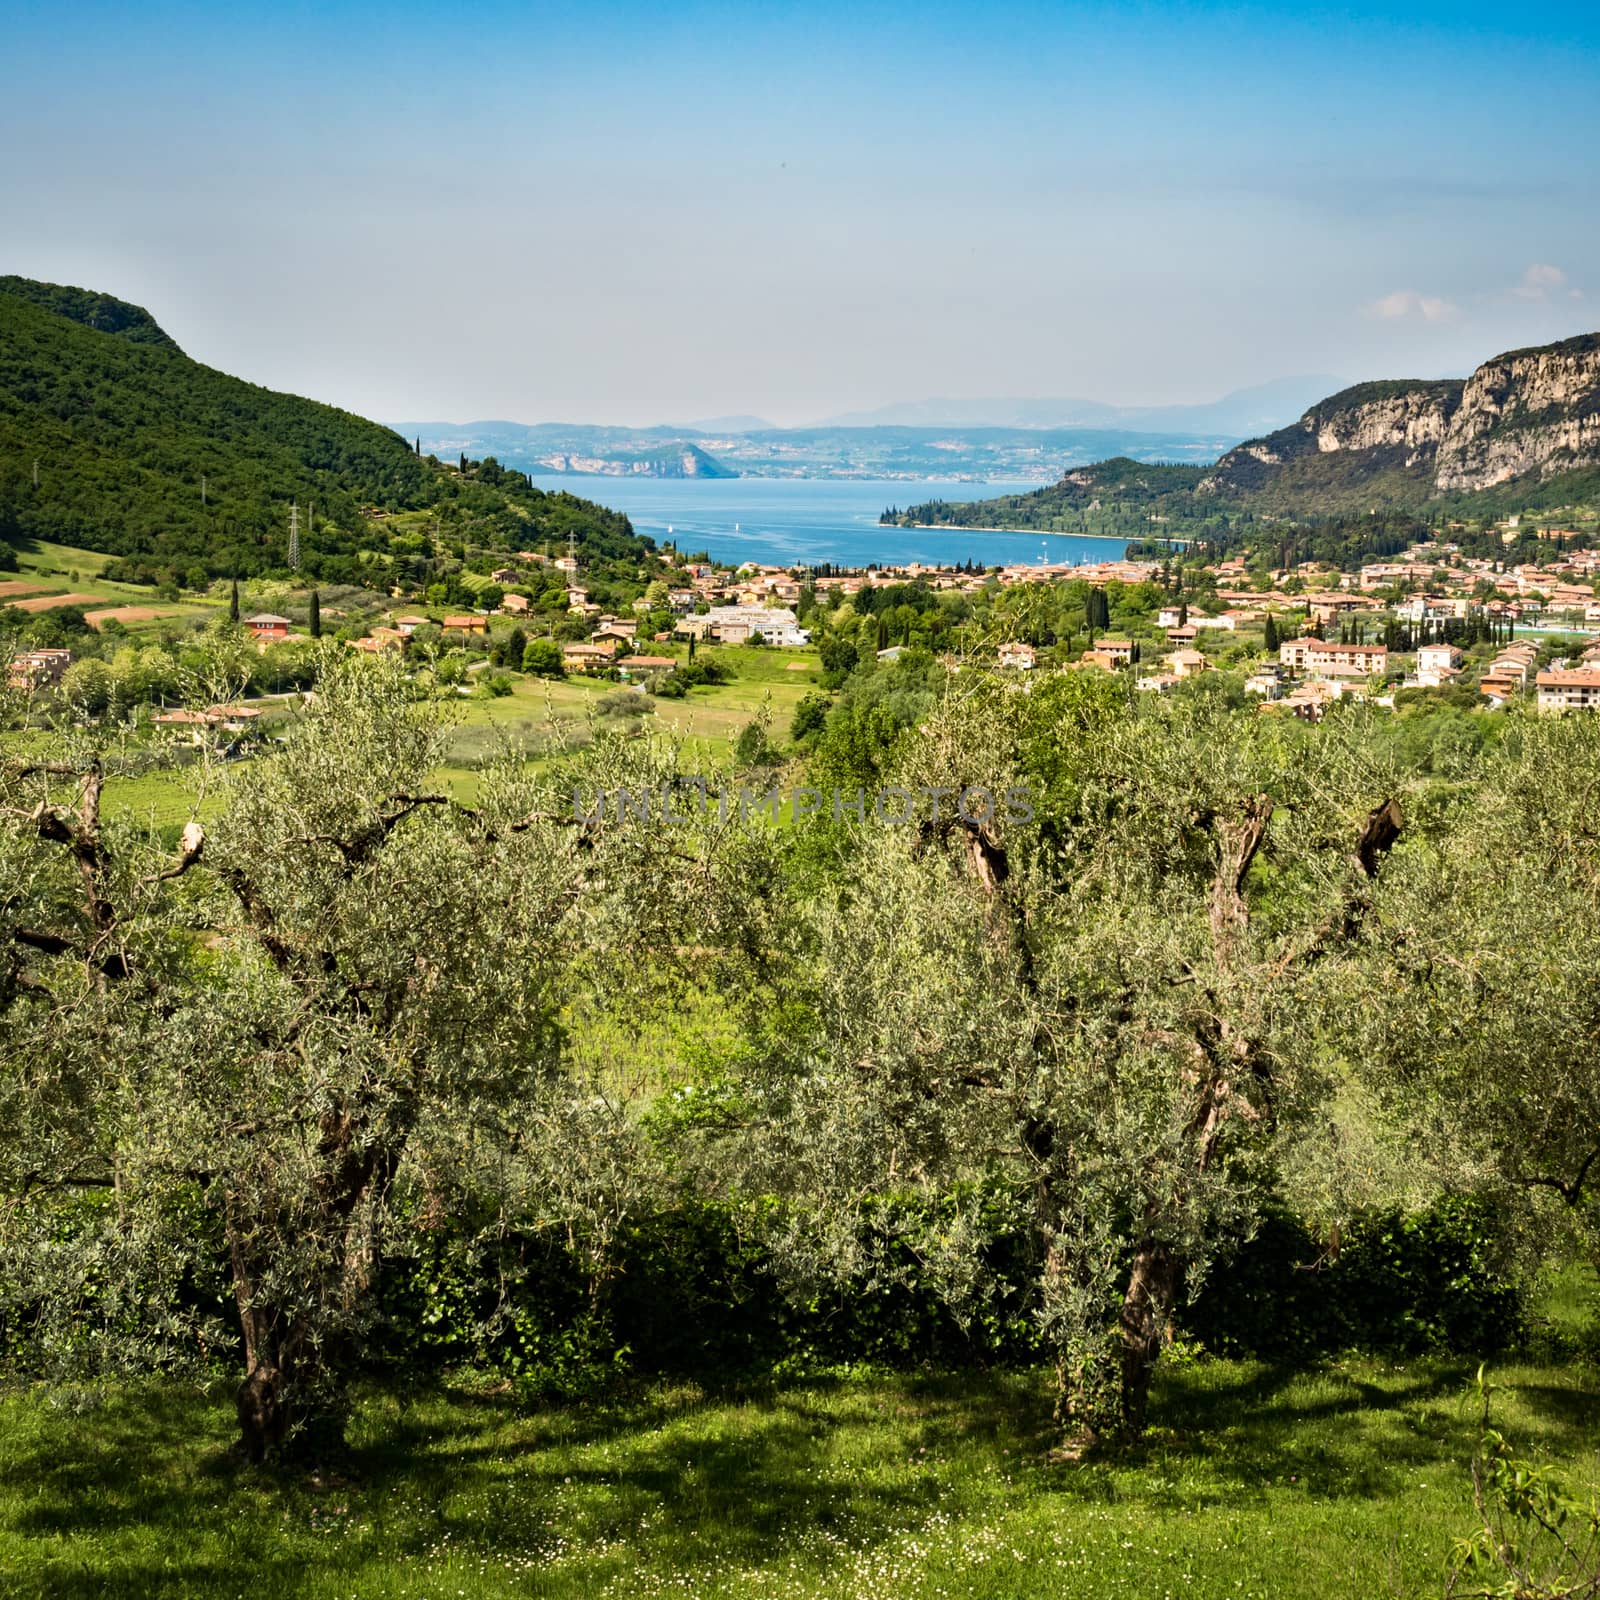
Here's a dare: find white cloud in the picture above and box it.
[1369,289,1458,322]
[1512,263,1569,300]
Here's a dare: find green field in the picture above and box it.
[4,641,824,828]
[3,536,222,634]
[436,644,823,774]
[1,1356,1594,1599]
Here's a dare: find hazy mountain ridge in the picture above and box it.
[818,376,1348,436]
[397,418,1246,483]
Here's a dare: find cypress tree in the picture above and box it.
[229,574,240,624]
[309,588,322,639]
[1264,614,1280,652]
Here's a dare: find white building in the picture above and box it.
[1537,668,1600,712]
[1415,643,1464,686]
[677,604,810,647]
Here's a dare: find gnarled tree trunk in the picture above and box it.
[1118,1237,1180,1438]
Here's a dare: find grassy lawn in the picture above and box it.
[0,1358,1594,1598]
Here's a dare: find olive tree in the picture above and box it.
[0,653,743,1458]
[727,675,1408,1439]
[1368,711,1600,1261]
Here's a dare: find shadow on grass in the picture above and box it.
[3,1357,1596,1596]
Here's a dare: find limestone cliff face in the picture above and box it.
[1311,385,1457,460]
[1435,336,1600,490]
[1198,333,1600,500]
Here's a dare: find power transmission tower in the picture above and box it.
[288,502,301,571]
[567,528,578,574]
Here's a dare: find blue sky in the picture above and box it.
[2,1,1596,425]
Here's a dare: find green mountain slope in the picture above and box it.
[0,277,644,583]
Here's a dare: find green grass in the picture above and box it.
[6,537,116,579]
[435,647,824,768]
[1,1358,1595,1598]
[3,535,224,635]
[101,765,217,829]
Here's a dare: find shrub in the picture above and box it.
[1183,1195,1525,1358]
[597,690,653,719]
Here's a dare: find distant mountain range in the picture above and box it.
[399,379,1347,484]
[813,377,1349,437]
[886,332,1600,530]
[397,419,1260,484]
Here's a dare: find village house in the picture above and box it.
[1359,562,1440,591]
[1168,648,1210,680]
[618,654,676,675]
[996,642,1036,670]
[1165,624,1199,646]
[1268,679,1341,723]
[1486,644,1540,689]
[500,593,530,614]
[1415,643,1464,686]
[676,604,810,647]
[1244,669,1285,699]
[442,614,489,635]
[394,615,429,635]
[153,704,264,741]
[6,647,72,691]
[244,613,291,641]
[1089,638,1135,665]
[561,641,619,673]
[1135,672,1182,695]
[1190,609,1260,631]
[1306,594,1370,624]
[1537,668,1600,712]
[1280,639,1389,678]
[1395,595,1469,624]
[348,628,404,654]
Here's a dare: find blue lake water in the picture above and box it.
[541,475,1131,569]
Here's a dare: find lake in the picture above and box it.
[539,475,1130,569]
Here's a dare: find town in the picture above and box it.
[13,514,1600,731]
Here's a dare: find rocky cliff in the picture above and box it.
[536,443,736,478]
[1199,333,1600,502]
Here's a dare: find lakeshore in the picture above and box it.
[504,473,1134,569]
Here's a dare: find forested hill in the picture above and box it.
[887,330,1600,536]
[0,277,645,584]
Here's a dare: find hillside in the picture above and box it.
[0,277,645,583]
[889,331,1600,530]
